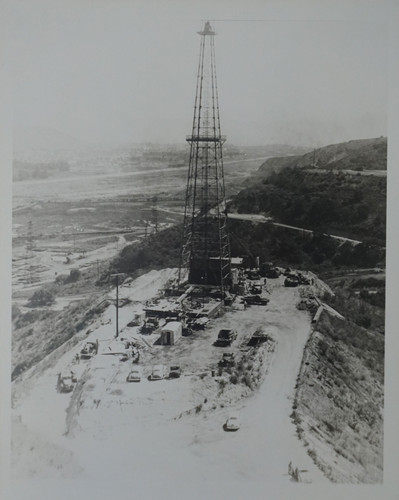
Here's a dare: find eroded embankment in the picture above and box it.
[291,309,384,483]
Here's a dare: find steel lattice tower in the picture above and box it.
[178,21,231,294]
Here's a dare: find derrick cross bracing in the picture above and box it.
[178,21,231,295]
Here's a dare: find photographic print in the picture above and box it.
[4,1,398,499]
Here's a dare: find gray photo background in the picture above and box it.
[1,1,399,499]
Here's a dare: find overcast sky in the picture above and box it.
[9,0,391,149]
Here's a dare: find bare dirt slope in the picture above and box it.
[292,310,384,483]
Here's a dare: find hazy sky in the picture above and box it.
[10,0,391,148]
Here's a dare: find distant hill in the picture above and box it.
[295,137,387,171]
[254,137,387,180]
[238,143,309,158]
[230,137,387,247]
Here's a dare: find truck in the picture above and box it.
[80,340,98,359]
[214,328,237,347]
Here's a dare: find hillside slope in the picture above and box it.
[254,136,387,178]
[292,307,384,483]
[230,138,387,247]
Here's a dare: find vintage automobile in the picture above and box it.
[214,328,237,347]
[127,367,142,382]
[223,413,240,431]
[57,371,77,393]
[244,295,269,306]
[149,365,167,381]
[297,272,313,285]
[249,282,262,295]
[284,276,300,287]
[169,365,182,379]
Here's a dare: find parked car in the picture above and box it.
[250,283,262,294]
[244,295,269,306]
[126,367,142,382]
[169,365,182,379]
[149,365,167,380]
[246,270,261,280]
[223,413,240,431]
[57,371,76,393]
[265,267,280,278]
[214,328,237,347]
[284,276,299,287]
[297,273,313,285]
[247,330,270,347]
[120,352,130,362]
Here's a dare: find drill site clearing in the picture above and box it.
[12,264,336,484]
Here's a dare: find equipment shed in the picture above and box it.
[160,321,183,345]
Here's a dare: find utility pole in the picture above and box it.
[152,195,158,234]
[110,273,124,338]
[72,224,77,253]
[116,275,119,337]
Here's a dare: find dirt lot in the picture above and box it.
[11,269,329,485]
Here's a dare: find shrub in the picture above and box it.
[15,309,50,329]
[218,379,226,390]
[241,374,253,390]
[67,268,81,283]
[307,448,317,460]
[28,288,55,307]
[357,315,371,329]
[318,338,328,356]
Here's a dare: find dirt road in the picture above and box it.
[163,284,329,485]
[229,212,362,246]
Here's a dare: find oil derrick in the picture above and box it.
[178,21,231,294]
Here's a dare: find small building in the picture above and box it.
[231,257,244,268]
[160,321,183,345]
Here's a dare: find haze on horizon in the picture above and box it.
[10,0,389,151]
